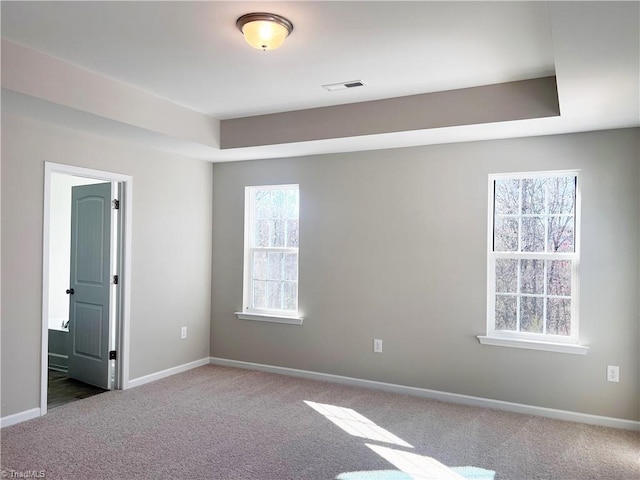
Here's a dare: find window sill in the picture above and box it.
[235,312,304,325]
[477,336,588,355]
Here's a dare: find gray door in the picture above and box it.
[67,182,112,389]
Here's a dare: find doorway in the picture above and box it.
[41,163,133,415]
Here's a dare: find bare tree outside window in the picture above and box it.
[489,173,578,341]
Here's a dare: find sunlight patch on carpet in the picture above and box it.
[337,470,413,480]
[366,444,466,480]
[305,401,413,448]
[304,400,496,480]
[450,466,496,479]
[336,467,495,480]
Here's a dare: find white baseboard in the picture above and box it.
[4,357,637,431]
[127,357,210,389]
[1,407,41,429]
[209,357,640,431]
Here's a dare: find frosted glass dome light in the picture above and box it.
[236,13,293,51]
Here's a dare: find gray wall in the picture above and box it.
[1,114,212,417]
[211,128,640,421]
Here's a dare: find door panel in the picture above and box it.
[73,303,103,359]
[75,195,106,284]
[68,182,112,389]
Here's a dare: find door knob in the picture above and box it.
[66,288,74,295]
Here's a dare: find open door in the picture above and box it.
[67,182,113,389]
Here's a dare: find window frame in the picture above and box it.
[236,184,303,325]
[479,170,587,354]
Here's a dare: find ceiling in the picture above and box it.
[1,1,638,162]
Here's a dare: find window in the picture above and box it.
[480,171,587,354]
[237,184,302,324]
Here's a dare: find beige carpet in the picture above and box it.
[1,365,638,479]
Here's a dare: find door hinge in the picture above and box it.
[109,350,117,360]
[112,275,119,285]
[112,199,120,210]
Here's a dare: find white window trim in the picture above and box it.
[238,184,303,324]
[235,311,304,325]
[480,170,588,354]
[477,336,588,355]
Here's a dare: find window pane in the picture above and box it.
[267,252,283,280]
[285,189,299,218]
[252,251,268,280]
[521,178,545,214]
[283,282,297,311]
[548,216,574,252]
[495,295,517,331]
[271,190,285,218]
[255,219,271,248]
[495,259,518,293]
[494,217,518,251]
[255,190,271,219]
[272,219,285,247]
[284,253,298,281]
[520,259,544,294]
[286,219,299,248]
[252,281,267,309]
[494,179,519,215]
[267,281,282,310]
[547,298,571,335]
[521,217,545,252]
[548,177,575,215]
[520,296,544,333]
[548,260,572,296]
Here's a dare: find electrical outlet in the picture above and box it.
[181,326,187,340]
[607,365,619,383]
[373,338,383,353]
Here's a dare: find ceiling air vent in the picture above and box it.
[322,80,366,92]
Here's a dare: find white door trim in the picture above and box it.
[41,162,133,416]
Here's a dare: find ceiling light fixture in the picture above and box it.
[236,12,293,51]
